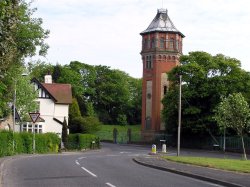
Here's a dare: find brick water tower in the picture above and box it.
[140,9,184,140]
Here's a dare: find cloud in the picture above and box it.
[31,0,250,77]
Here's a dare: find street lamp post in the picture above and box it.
[223,127,226,152]
[13,80,17,152]
[12,73,28,152]
[177,74,182,156]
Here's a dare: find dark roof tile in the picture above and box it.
[42,83,72,104]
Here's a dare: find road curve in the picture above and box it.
[1,143,223,187]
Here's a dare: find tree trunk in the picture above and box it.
[241,135,247,160]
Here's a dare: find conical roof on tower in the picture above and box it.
[141,9,184,37]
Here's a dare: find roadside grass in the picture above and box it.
[94,124,141,142]
[99,124,141,133]
[162,156,250,173]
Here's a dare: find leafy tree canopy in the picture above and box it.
[0,0,49,117]
[214,93,250,159]
[29,60,142,126]
[162,51,250,136]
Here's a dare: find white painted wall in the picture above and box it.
[35,98,69,136]
[41,117,62,136]
[54,104,69,123]
[38,98,54,116]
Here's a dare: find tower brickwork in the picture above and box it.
[140,9,184,139]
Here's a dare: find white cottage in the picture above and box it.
[20,75,72,136]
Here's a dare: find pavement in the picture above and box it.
[0,155,20,187]
[133,150,250,187]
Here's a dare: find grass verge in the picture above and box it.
[94,125,141,142]
[98,125,140,133]
[162,156,250,173]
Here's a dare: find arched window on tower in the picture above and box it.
[147,39,151,49]
[169,38,174,49]
[146,56,153,69]
[163,85,168,95]
[151,38,155,48]
[143,39,147,49]
[160,37,164,48]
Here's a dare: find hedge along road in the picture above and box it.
[1,143,223,187]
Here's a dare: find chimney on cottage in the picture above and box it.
[44,73,52,84]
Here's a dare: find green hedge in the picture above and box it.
[0,131,60,157]
[0,131,100,157]
[67,134,100,150]
[35,133,60,153]
[0,131,13,157]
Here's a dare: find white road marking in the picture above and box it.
[81,167,97,177]
[75,160,80,165]
[106,182,116,187]
[120,151,131,154]
[78,157,86,160]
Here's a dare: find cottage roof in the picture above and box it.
[31,78,72,104]
[42,83,72,104]
[141,9,184,37]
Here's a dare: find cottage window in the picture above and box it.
[21,123,43,133]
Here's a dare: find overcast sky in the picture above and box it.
[31,0,250,78]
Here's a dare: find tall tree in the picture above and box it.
[162,51,250,136]
[0,0,49,117]
[214,93,250,160]
[28,60,53,82]
[31,61,142,125]
[126,77,142,124]
[15,68,38,120]
[62,117,68,148]
[57,65,83,97]
[67,61,142,125]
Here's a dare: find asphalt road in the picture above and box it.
[1,143,224,187]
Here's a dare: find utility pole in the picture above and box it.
[223,127,226,152]
[13,73,28,152]
[177,74,182,156]
[13,80,16,152]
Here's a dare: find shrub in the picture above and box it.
[69,116,86,134]
[117,114,128,126]
[19,132,33,154]
[67,133,80,150]
[36,133,60,153]
[67,134,100,150]
[69,116,101,134]
[0,131,12,156]
[62,117,68,147]
[0,131,60,157]
[84,116,101,133]
[14,133,25,154]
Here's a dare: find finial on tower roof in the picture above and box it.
[161,0,166,9]
[158,8,167,14]
[140,9,184,37]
